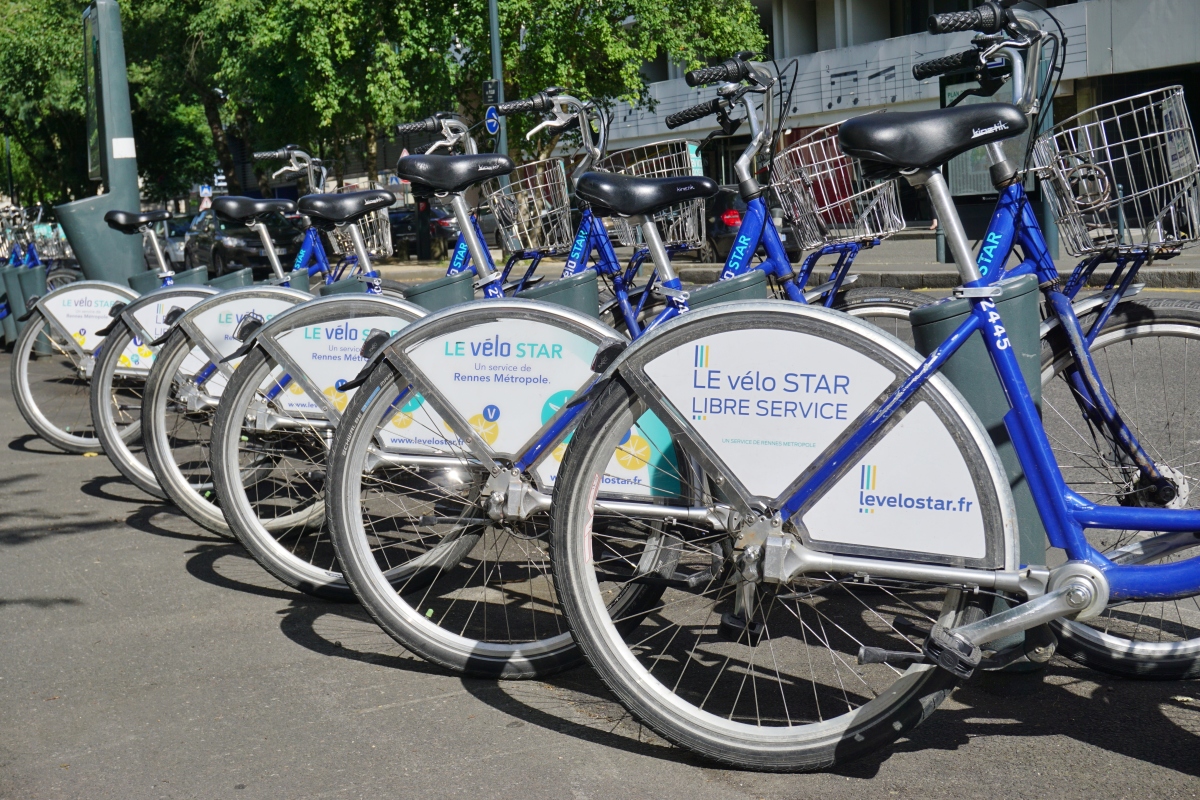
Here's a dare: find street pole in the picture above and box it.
[4,136,13,204]
[488,0,507,156]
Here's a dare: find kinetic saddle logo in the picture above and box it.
[856,464,974,514]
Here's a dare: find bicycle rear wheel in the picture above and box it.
[89,322,164,498]
[1042,297,1200,678]
[141,328,231,535]
[212,349,342,598]
[11,313,100,453]
[550,377,984,771]
[326,362,582,678]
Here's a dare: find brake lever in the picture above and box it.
[716,106,742,137]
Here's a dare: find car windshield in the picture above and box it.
[167,220,189,237]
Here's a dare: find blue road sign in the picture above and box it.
[485,106,500,136]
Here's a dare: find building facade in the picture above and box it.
[617,0,1200,227]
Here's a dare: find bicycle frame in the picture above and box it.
[971,181,1168,491]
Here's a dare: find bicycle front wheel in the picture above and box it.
[1042,297,1200,678]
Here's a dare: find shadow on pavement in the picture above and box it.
[80,474,157,504]
[274,594,450,680]
[834,661,1200,779]
[125,503,227,543]
[7,434,79,456]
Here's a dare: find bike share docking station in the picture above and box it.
[912,272,1052,667]
[54,0,143,287]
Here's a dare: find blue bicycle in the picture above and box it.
[546,2,1200,770]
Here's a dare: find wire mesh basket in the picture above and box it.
[772,120,905,249]
[1032,86,1200,257]
[326,181,394,259]
[480,158,573,254]
[595,139,706,248]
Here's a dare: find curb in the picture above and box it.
[676,266,1200,290]
[377,262,1200,291]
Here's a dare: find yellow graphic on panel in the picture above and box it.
[615,434,651,470]
[288,379,306,395]
[323,385,349,412]
[550,442,567,463]
[391,411,415,429]
[468,413,500,446]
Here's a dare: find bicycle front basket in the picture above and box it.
[772,120,904,249]
[326,181,394,259]
[480,158,573,255]
[1033,86,1200,257]
[596,139,707,249]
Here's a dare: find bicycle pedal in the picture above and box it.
[719,611,765,645]
[856,647,927,667]
[923,624,982,680]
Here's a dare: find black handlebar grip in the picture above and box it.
[496,92,556,116]
[665,99,722,130]
[928,2,1002,35]
[684,58,750,87]
[912,50,983,81]
[396,117,440,135]
[496,97,536,116]
[252,149,290,160]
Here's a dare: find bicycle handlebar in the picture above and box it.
[912,50,983,81]
[396,117,441,135]
[665,99,723,130]
[685,58,752,87]
[927,1,1012,35]
[496,91,557,116]
[253,149,291,160]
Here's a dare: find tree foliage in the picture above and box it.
[0,0,764,204]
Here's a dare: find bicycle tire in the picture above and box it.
[1041,297,1200,679]
[211,348,342,597]
[141,327,232,535]
[550,363,989,771]
[10,312,101,453]
[326,360,583,678]
[88,321,164,498]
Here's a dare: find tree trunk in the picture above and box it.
[202,93,240,194]
[235,109,273,198]
[364,118,379,184]
[332,126,345,189]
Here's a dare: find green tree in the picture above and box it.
[0,0,92,205]
[430,0,766,161]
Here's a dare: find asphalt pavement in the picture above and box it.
[2,297,1200,799]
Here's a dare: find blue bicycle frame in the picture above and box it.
[777,180,1200,602]
[291,225,381,291]
[438,207,687,336]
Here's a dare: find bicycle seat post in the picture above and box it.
[142,222,174,277]
[634,215,680,287]
[448,193,496,284]
[344,222,374,274]
[248,220,287,281]
[906,168,981,283]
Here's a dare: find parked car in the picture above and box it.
[142,216,190,269]
[702,186,802,264]
[183,209,305,278]
[389,204,502,260]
